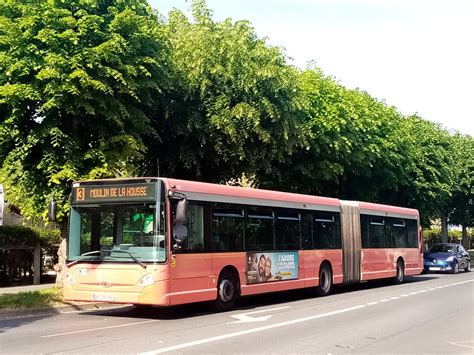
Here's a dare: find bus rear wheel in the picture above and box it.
[393,259,405,284]
[316,264,333,296]
[212,271,238,312]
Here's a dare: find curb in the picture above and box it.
[0,302,127,320]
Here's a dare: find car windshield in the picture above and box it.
[428,244,454,253]
[68,203,166,262]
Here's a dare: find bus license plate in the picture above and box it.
[429,267,441,271]
[93,293,114,301]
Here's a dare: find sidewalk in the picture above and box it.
[0,283,56,295]
[0,283,124,318]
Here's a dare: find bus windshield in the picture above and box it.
[68,203,166,263]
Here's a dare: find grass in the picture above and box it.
[0,287,63,310]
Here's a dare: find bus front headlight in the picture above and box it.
[137,274,154,287]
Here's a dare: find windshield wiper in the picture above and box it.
[66,250,103,267]
[108,250,147,269]
[67,250,146,269]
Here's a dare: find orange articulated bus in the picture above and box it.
[63,178,423,311]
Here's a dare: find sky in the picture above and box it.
[149,0,474,136]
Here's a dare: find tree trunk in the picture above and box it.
[441,213,448,243]
[54,220,68,286]
[461,224,469,249]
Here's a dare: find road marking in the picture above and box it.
[448,341,474,349]
[390,297,399,300]
[450,279,474,286]
[140,305,365,354]
[140,278,474,354]
[236,306,290,316]
[42,320,159,338]
[228,306,290,324]
[400,294,409,297]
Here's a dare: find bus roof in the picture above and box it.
[73,177,418,217]
[162,178,418,217]
[163,178,340,207]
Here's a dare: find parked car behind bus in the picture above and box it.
[423,243,471,273]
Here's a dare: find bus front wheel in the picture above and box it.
[213,271,238,312]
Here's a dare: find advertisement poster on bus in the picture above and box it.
[246,251,298,284]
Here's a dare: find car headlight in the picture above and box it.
[137,273,155,287]
[65,273,76,285]
[446,256,454,262]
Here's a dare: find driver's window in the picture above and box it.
[172,203,205,252]
[187,205,204,251]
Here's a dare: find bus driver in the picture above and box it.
[172,214,187,250]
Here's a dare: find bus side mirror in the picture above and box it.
[175,198,187,224]
[48,200,57,222]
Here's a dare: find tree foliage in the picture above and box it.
[0,0,167,221]
[446,134,474,228]
[260,68,405,201]
[0,0,472,232]
[146,1,305,181]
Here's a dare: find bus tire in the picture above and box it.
[212,270,238,312]
[393,259,405,284]
[316,263,333,296]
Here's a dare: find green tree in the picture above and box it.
[260,68,405,201]
[145,0,306,182]
[446,133,474,248]
[385,116,455,228]
[0,0,167,224]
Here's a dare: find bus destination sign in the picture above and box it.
[73,183,156,204]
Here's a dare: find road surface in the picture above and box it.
[1,272,473,354]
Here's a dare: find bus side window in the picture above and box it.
[391,218,406,248]
[405,219,418,248]
[369,217,385,248]
[212,204,244,252]
[361,215,370,248]
[275,210,300,250]
[246,206,274,251]
[301,213,313,250]
[314,212,338,249]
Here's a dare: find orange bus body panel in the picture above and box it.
[64,178,423,307]
[63,263,172,306]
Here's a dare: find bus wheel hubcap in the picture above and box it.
[219,279,233,302]
[321,270,330,291]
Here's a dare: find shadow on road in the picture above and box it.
[0,308,60,334]
[77,274,442,321]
